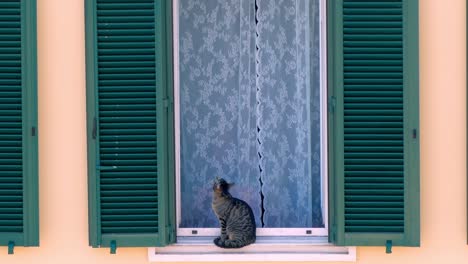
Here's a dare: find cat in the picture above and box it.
[211,177,256,249]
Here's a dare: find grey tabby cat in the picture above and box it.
[211,177,256,248]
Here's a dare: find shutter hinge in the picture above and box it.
[163,97,170,108]
[31,126,36,136]
[110,240,117,254]
[92,117,97,140]
[328,96,337,113]
[8,241,14,255]
[167,224,175,243]
[386,240,392,254]
[331,224,337,242]
[412,129,417,139]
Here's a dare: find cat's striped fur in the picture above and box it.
[211,177,256,249]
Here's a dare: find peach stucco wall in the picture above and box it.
[0,0,465,263]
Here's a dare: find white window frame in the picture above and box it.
[173,0,329,238]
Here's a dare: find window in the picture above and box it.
[0,0,38,250]
[85,0,420,254]
[175,0,327,238]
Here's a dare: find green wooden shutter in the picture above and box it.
[328,0,419,247]
[0,0,38,248]
[85,0,175,249]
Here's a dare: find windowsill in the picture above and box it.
[148,237,356,262]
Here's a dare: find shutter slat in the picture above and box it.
[346,219,404,224]
[0,208,24,213]
[0,29,20,35]
[343,3,402,9]
[345,184,403,190]
[345,227,403,232]
[100,160,156,166]
[0,22,20,28]
[99,86,156,92]
[0,11,20,16]
[101,196,158,203]
[345,190,403,195]
[99,61,155,67]
[100,110,156,117]
[101,184,157,190]
[101,221,158,227]
[98,55,156,62]
[100,135,155,141]
[99,0,154,2]
[99,105,157,111]
[101,208,157,215]
[100,177,157,184]
[346,214,403,220]
[97,10,154,16]
[0,3,20,8]
[344,79,402,84]
[98,80,156,86]
[101,215,157,221]
[345,116,403,121]
[99,92,156,98]
[345,54,401,60]
[345,159,403,165]
[0,201,22,207]
[0,213,22,219]
[0,85,21,91]
[101,227,158,233]
[344,128,402,134]
[97,3,154,10]
[345,202,404,208]
[344,66,403,72]
[0,227,22,232]
[344,8,401,15]
[0,177,22,182]
[100,123,156,129]
[345,60,402,66]
[100,130,156,136]
[97,23,155,30]
[100,172,158,177]
[99,166,157,172]
[344,141,403,147]
[344,41,402,47]
[0,173,21,177]
[98,17,155,23]
[98,67,156,73]
[101,191,157,197]
[344,208,403,213]
[100,147,157,153]
[346,196,403,202]
[101,202,157,208]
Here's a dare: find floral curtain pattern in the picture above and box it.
[179,0,323,228]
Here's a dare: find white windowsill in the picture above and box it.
[148,237,356,262]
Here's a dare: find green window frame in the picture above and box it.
[85,0,419,250]
[0,0,39,249]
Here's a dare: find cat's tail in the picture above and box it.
[215,237,255,249]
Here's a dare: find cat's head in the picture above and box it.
[213,177,234,197]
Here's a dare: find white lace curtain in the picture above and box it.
[179,0,322,228]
